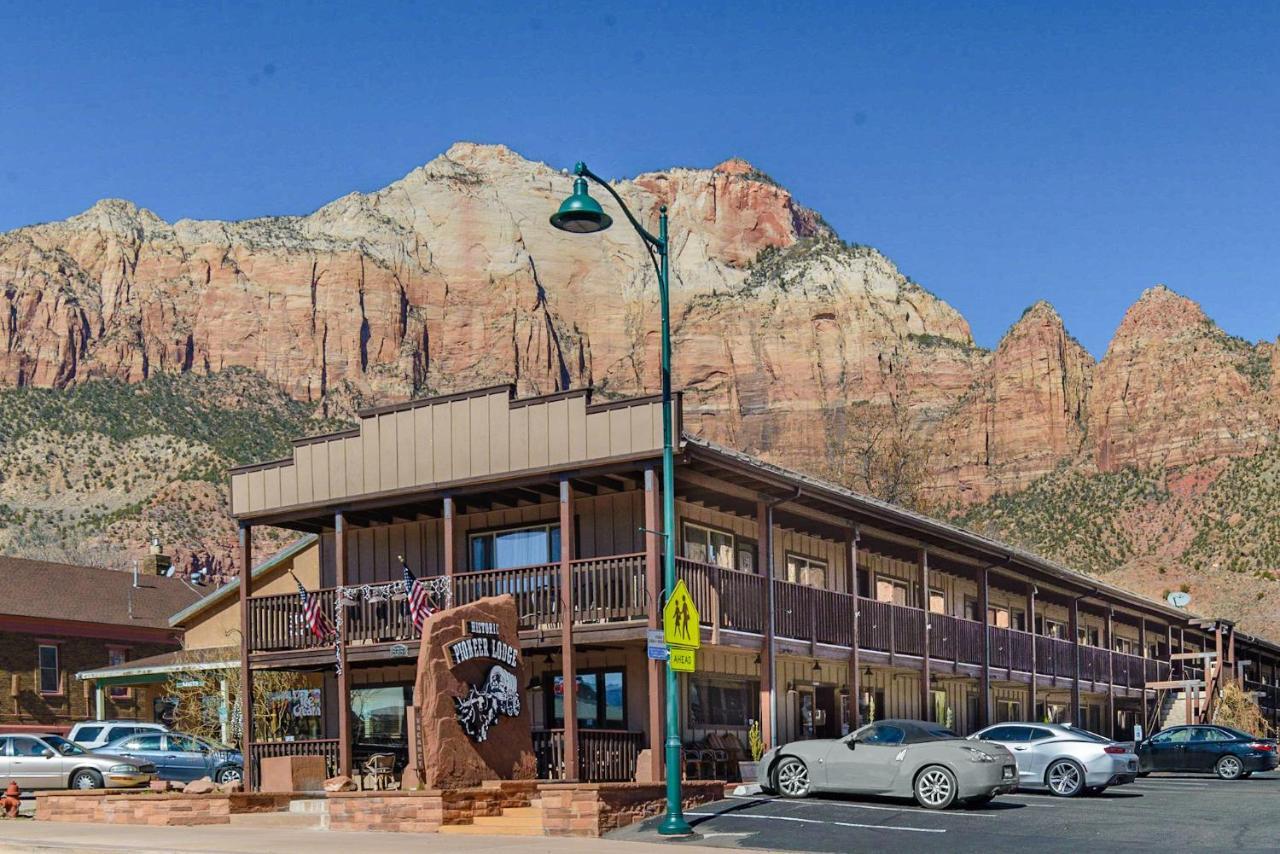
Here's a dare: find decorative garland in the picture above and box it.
[328,577,453,675]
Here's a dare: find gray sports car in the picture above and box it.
[759,719,1018,809]
[970,723,1139,796]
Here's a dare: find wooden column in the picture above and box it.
[1106,607,1116,739]
[1214,623,1224,689]
[920,547,932,721]
[847,528,861,731]
[978,565,991,729]
[558,479,579,780]
[1069,597,1081,726]
[335,511,352,778]
[442,497,456,578]
[1027,582,1037,719]
[238,523,254,790]
[643,467,664,780]
[758,499,776,746]
[1138,618,1148,733]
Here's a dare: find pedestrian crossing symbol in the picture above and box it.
[663,579,701,650]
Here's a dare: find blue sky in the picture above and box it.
[1,1,1276,356]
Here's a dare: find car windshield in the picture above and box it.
[43,735,86,756]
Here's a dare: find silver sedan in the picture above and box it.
[969,723,1138,797]
[760,719,1018,809]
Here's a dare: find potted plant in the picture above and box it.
[739,720,765,783]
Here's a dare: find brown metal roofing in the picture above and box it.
[0,555,201,630]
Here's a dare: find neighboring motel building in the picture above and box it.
[226,384,1280,787]
[0,556,195,732]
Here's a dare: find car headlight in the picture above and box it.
[963,747,996,763]
[108,764,141,774]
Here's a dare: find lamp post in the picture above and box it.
[551,162,691,836]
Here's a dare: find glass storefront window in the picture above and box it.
[351,685,410,744]
[549,668,625,729]
[688,677,761,727]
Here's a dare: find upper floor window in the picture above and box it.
[786,553,827,588]
[38,645,60,695]
[1040,618,1067,639]
[683,522,735,569]
[876,576,910,606]
[928,588,946,615]
[1113,637,1139,655]
[1078,625,1101,647]
[469,523,560,571]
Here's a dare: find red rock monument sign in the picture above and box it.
[410,594,536,788]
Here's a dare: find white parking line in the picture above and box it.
[728,795,996,818]
[685,811,946,834]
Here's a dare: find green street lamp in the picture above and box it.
[550,161,691,837]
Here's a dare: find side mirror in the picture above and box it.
[41,748,54,758]
[846,739,857,750]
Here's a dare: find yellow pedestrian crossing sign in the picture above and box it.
[663,579,700,649]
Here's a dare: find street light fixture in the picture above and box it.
[550,162,690,836]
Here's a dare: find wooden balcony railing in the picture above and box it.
[532,729,643,782]
[249,739,339,789]
[250,589,337,652]
[247,554,1188,694]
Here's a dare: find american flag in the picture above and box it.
[295,577,334,640]
[403,559,434,632]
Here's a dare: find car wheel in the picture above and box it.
[1215,755,1244,780]
[1045,759,1085,797]
[215,766,243,785]
[914,765,958,810]
[70,769,103,790]
[774,757,811,799]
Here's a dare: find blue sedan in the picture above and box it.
[97,731,243,785]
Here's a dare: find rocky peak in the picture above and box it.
[1109,285,1210,347]
[714,158,760,176]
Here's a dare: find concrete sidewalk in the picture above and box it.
[0,821,729,854]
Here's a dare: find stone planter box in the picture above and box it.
[36,790,231,826]
[538,780,725,837]
[737,761,759,783]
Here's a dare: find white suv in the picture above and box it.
[67,720,169,751]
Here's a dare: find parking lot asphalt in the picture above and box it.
[611,772,1280,853]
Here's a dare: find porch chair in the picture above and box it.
[682,742,710,779]
[361,752,397,791]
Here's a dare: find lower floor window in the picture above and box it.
[38,645,59,694]
[548,668,625,729]
[996,699,1023,723]
[688,677,760,727]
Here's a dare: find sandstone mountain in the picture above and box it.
[0,143,1276,633]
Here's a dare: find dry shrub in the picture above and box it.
[1213,680,1273,737]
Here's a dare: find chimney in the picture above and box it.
[143,532,172,576]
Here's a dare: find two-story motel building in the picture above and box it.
[228,384,1280,787]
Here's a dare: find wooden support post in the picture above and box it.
[847,529,861,731]
[335,511,351,779]
[238,523,254,790]
[758,499,776,747]
[1027,582,1037,719]
[1139,618,1149,731]
[558,479,578,780]
[920,547,932,721]
[643,467,663,780]
[1106,607,1116,739]
[1070,597,1081,727]
[442,497,455,578]
[978,565,991,729]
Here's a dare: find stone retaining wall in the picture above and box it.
[538,781,725,837]
[327,781,540,833]
[36,790,231,826]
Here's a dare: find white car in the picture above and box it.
[67,720,169,751]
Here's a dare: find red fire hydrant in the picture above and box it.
[0,781,20,818]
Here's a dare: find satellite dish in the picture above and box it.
[1167,591,1191,608]
[165,566,176,578]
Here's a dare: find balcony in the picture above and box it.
[248,553,647,652]
[247,553,1176,691]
